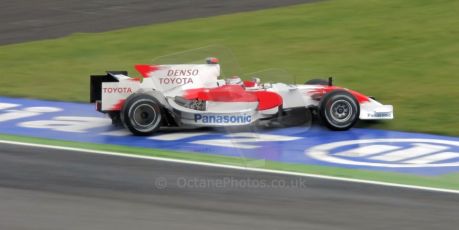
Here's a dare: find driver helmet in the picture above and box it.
[252,77,261,85]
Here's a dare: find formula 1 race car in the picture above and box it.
[90,58,393,135]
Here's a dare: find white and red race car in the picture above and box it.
[90,58,393,135]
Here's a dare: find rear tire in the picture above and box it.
[121,93,162,136]
[319,90,359,131]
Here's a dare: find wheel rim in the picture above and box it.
[132,104,157,129]
[329,99,352,123]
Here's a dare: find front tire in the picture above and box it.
[319,90,359,131]
[121,94,162,136]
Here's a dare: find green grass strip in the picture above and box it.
[0,0,459,135]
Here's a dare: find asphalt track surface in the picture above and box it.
[0,0,316,45]
[0,142,458,230]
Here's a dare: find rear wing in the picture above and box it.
[89,71,127,103]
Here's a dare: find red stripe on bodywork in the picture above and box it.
[134,65,160,78]
[252,91,283,110]
[184,85,283,110]
[128,77,141,82]
[347,89,370,103]
[184,85,258,102]
[243,80,256,87]
[310,86,369,103]
[110,99,126,111]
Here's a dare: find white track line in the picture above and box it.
[1,139,458,195]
